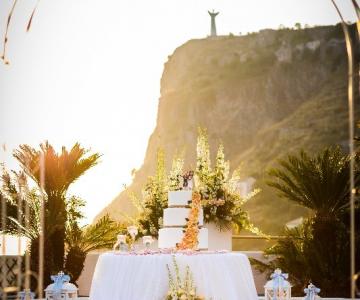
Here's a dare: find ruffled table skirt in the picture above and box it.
[89,251,258,300]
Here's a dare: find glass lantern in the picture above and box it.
[264,268,291,300]
[304,282,321,300]
[113,234,127,252]
[127,225,138,251]
[45,271,78,300]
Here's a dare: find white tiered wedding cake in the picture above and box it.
[158,190,208,249]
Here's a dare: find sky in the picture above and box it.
[0,0,357,224]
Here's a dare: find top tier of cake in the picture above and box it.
[168,190,192,207]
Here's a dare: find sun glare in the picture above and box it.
[0,0,356,224]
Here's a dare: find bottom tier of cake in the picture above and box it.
[158,227,208,250]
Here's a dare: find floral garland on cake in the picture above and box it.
[176,192,201,250]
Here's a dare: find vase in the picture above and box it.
[204,222,232,251]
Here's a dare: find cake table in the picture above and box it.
[89,251,258,300]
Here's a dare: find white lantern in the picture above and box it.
[113,234,127,251]
[304,283,321,300]
[45,271,78,300]
[264,268,292,300]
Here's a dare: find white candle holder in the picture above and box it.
[127,225,138,251]
[113,234,127,252]
[142,236,154,249]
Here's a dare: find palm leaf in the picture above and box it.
[267,147,355,217]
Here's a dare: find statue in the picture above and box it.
[208,10,219,37]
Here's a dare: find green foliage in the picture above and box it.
[251,218,356,297]
[66,215,125,253]
[1,165,122,284]
[66,196,86,229]
[267,147,355,218]
[0,169,41,239]
[294,22,302,30]
[64,194,126,282]
[137,149,168,237]
[14,142,101,198]
[1,142,103,288]
[252,147,360,297]
[65,214,126,282]
[195,128,259,232]
[64,246,86,284]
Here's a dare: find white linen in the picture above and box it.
[89,252,258,300]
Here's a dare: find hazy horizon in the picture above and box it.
[0,0,356,224]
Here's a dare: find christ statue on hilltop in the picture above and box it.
[208,10,219,37]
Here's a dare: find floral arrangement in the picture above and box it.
[168,155,194,191]
[168,155,185,191]
[130,149,168,238]
[196,128,260,232]
[166,256,205,300]
[176,192,201,250]
[133,152,195,238]
[129,129,261,238]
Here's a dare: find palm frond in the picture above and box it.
[267,147,353,217]
[66,215,125,253]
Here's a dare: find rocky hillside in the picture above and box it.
[96,24,354,233]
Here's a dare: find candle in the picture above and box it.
[127,226,138,251]
[142,236,153,247]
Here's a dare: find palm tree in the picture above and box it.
[64,215,126,282]
[256,147,360,296]
[268,147,355,219]
[13,142,101,276]
[0,168,45,292]
[267,147,356,263]
[0,169,41,238]
[1,172,123,287]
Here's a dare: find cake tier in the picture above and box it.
[163,207,203,227]
[168,190,192,207]
[158,227,208,249]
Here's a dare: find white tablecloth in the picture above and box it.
[89,252,258,300]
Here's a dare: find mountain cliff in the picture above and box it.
[96,24,352,233]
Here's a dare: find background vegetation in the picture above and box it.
[251,147,360,297]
